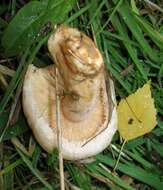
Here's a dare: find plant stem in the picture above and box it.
[113,140,126,172]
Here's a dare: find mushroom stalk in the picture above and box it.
[48,26,105,122]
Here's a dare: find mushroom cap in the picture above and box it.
[23,65,117,160]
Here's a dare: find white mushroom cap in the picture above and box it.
[23,26,117,160]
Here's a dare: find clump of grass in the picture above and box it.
[0,0,162,189]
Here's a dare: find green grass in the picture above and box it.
[0,0,163,189]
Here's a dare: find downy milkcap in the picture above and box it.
[23,26,117,160]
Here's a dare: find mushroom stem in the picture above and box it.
[48,26,105,122]
[58,68,105,122]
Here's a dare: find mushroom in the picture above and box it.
[22,26,117,160]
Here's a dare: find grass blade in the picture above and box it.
[12,137,53,190]
[97,154,163,190]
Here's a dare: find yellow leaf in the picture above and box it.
[117,83,157,141]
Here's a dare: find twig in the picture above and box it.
[144,0,163,13]
[0,73,8,89]
[55,67,65,190]
[0,64,15,77]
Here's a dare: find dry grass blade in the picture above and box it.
[55,67,65,190]
[113,140,126,172]
[144,0,163,13]
[0,64,15,77]
[0,73,8,89]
